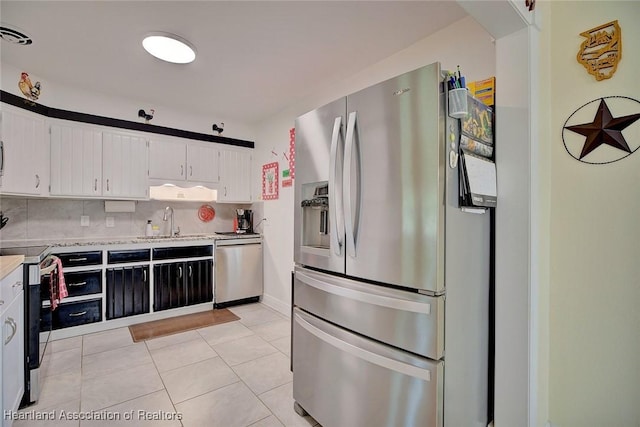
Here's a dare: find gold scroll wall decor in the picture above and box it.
[577,20,621,81]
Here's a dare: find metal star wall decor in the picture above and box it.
[562,96,640,164]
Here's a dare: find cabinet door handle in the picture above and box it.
[0,300,4,306]
[224,186,227,197]
[190,166,193,177]
[4,317,17,345]
[68,281,87,287]
[35,174,40,188]
[68,311,87,317]
[188,265,192,277]
[12,281,23,290]
[69,257,88,262]
[143,270,147,282]
[0,140,4,177]
[181,165,184,176]
[106,179,110,191]
[178,266,183,279]
[94,179,98,191]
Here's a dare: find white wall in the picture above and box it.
[1,62,257,142]
[493,26,532,427]
[252,15,496,313]
[548,2,640,426]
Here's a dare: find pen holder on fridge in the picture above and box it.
[448,88,469,119]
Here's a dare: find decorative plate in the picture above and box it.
[198,204,215,222]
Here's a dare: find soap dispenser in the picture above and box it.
[145,220,153,237]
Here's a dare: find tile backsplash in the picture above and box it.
[0,197,263,244]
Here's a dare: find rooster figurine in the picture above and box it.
[138,109,154,124]
[18,72,41,102]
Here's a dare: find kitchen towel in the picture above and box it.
[49,256,68,310]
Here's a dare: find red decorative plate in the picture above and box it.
[198,204,215,222]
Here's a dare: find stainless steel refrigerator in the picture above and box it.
[292,62,491,427]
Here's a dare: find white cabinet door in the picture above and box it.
[50,123,102,197]
[149,138,186,181]
[1,267,24,419]
[103,131,149,199]
[219,148,252,203]
[187,142,219,183]
[0,107,47,196]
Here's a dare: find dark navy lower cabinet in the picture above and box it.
[106,265,150,320]
[186,259,214,305]
[154,259,213,311]
[42,269,102,300]
[50,298,102,329]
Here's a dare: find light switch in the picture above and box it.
[106,217,115,228]
[80,215,90,227]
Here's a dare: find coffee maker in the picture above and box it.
[235,209,254,234]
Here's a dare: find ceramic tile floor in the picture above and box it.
[15,303,320,427]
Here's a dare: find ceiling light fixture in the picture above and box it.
[142,32,196,64]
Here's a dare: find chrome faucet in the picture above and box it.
[163,206,180,237]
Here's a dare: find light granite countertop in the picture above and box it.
[1,233,261,250]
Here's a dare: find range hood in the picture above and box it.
[149,184,217,202]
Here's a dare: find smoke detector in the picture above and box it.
[0,24,33,45]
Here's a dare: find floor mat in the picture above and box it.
[128,309,240,342]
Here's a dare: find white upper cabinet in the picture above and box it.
[187,141,219,183]
[50,122,149,199]
[149,137,219,185]
[149,138,186,181]
[50,123,103,197]
[218,148,252,203]
[0,106,48,196]
[102,131,149,199]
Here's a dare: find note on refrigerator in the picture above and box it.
[461,152,497,208]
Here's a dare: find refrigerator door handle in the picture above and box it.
[329,116,344,255]
[344,111,360,258]
[296,269,431,314]
[295,310,431,382]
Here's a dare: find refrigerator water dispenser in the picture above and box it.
[300,182,330,249]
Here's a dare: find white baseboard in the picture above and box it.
[49,302,214,341]
[261,294,291,318]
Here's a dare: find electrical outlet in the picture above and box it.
[105,217,115,228]
[80,215,90,227]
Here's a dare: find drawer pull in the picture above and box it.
[0,300,4,306]
[68,281,87,287]
[4,317,17,345]
[69,257,88,262]
[13,281,23,290]
[68,311,87,317]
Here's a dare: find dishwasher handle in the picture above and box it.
[216,238,262,247]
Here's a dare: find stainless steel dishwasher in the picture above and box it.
[214,237,263,308]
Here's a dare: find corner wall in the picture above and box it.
[548,2,640,426]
